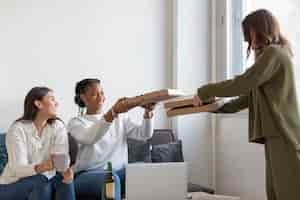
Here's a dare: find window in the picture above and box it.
[227,0,300,97]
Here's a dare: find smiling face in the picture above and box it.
[34,91,59,119]
[80,83,105,114]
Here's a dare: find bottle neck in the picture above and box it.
[107,162,113,175]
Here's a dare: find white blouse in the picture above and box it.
[0,120,69,184]
[67,113,153,172]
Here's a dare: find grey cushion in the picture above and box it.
[127,138,151,163]
[151,140,184,163]
[149,129,175,145]
[0,133,7,175]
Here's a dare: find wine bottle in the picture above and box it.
[103,161,115,200]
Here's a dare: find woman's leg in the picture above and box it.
[116,168,126,197]
[265,142,277,200]
[74,169,106,199]
[74,168,125,199]
[265,137,300,200]
[51,174,76,200]
[0,174,49,200]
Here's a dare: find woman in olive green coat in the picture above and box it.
[194,9,300,200]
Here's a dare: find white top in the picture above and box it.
[67,113,153,172]
[0,120,69,184]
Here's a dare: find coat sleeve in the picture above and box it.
[197,46,281,101]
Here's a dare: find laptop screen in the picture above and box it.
[126,162,187,200]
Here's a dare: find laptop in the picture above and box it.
[126,162,188,200]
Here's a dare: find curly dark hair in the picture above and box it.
[74,78,101,108]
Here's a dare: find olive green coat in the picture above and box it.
[197,45,300,150]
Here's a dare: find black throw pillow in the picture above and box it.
[151,140,184,163]
[68,133,78,166]
[0,134,8,175]
[127,138,151,163]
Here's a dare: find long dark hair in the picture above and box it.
[16,87,57,124]
[74,78,101,108]
[242,9,292,57]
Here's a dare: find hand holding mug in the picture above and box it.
[52,153,70,173]
[62,167,74,184]
[34,157,54,173]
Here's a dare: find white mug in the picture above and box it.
[52,153,70,172]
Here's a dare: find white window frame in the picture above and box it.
[211,0,248,190]
[211,0,249,190]
[213,0,249,118]
[215,0,246,82]
[214,0,228,83]
[216,0,300,115]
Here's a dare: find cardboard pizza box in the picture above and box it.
[164,95,195,109]
[166,99,225,117]
[124,89,185,108]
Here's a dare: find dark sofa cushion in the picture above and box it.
[0,133,8,175]
[127,138,151,163]
[68,133,78,166]
[151,140,184,163]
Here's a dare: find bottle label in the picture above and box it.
[105,182,115,199]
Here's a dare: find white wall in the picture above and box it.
[0,0,214,189]
[216,115,266,200]
[0,0,173,130]
[175,0,213,187]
